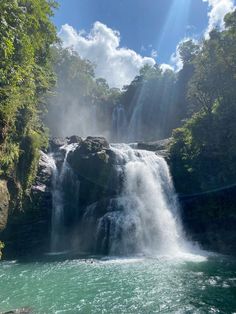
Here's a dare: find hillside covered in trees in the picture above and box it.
[170,10,236,194]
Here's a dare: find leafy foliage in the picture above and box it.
[170,10,236,194]
[0,0,57,196]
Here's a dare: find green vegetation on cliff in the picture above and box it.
[0,0,58,197]
[170,10,236,194]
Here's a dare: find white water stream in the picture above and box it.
[47,142,203,258]
[50,144,78,252]
[96,144,195,256]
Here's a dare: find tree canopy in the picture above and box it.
[170,10,236,194]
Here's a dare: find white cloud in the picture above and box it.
[59,22,156,89]
[160,63,174,72]
[169,0,235,71]
[170,39,187,72]
[170,48,183,72]
[151,49,158,58]
[170,37,199,72]
[203,0,235,37]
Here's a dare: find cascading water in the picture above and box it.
[112,104,128,142]
[45,138,199,257]
[96,144,191,256]
[127,103,144,142]
[50,143,78,253]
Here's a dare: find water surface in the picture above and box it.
[0,255,236,313]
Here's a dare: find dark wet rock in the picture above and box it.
[76,136,109,155]
[67,137,121,208]
[68,137,114,185]
[50,137,68,151]
[0,180,10,232]
[1,151,53,259]
[67,135,82,145]
[137,138,171,152]
[155,150,170,158]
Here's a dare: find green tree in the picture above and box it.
[0,0,58,196]
[174,40,199,121]
[170,10,236,194]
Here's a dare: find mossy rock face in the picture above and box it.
[1,151,53,259]
[0,180,10,232]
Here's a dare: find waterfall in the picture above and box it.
[128,103,144,142]
[96,144,189,256]
[44,139,198,257]
[112,104,128,142]
[50,143,78,253]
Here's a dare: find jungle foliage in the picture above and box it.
[0,0,58,195]
[170,10,236,194]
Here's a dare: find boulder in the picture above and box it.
[137,138,171,153]
[76,137,109,155]
[50,137,68,151]
[67,137,120,206]
[0,180,10,232]
[67,135,82,145]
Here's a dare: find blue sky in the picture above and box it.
[53,0,208,63]
[53,0,235,88]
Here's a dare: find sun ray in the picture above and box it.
[156,0,192,54]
